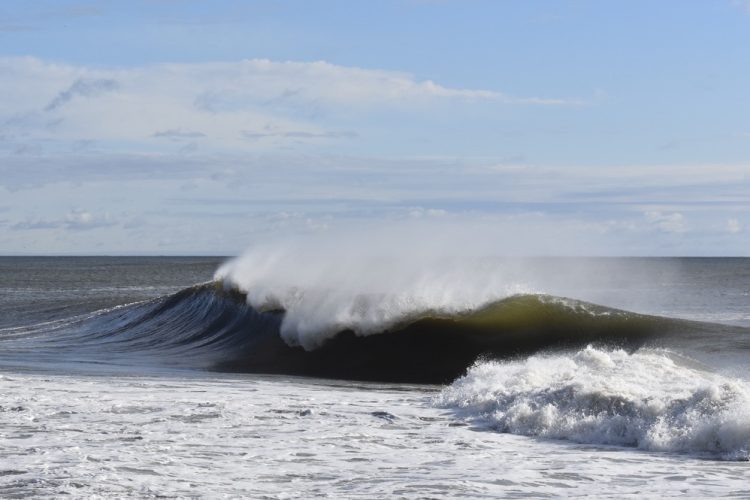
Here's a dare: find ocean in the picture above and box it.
[0,256,749,498]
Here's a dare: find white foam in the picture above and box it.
[4,370,749,498]
[435,346,750,459]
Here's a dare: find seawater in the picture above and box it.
[1,257,749,498]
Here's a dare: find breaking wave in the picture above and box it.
[0,281,739,383]
[435,346,750,460]
[4,277,750,460]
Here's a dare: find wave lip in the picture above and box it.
[435,346,750,460]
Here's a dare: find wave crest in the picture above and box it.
[215,253,537,349]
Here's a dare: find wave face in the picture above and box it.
[0,282,735,383]
[435,346,750,460]
[0,284,283,371]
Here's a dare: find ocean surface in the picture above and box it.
[1,256,749,498]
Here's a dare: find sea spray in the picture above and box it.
[214,230,688,349]
[435,346,750,459]
[215,245,536,349]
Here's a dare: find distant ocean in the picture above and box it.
[1,256,749,497]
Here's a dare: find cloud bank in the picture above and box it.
[0,57,747,255]
[0,57,573,155]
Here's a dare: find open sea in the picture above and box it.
[1,256,749,498]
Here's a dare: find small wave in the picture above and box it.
[434,346,750,460]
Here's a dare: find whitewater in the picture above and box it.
[1,255,749,497]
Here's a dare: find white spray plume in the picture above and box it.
[215,222,543,348]
[214,221,680,349]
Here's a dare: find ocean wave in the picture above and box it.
[215,251,539,350]
[0,282,729,383]
[435,346,750,460]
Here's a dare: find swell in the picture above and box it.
[1,282,745,383]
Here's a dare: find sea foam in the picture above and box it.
[435,346,750,459]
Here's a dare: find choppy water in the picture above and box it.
[1,257,749,498]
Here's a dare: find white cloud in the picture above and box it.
[408,207,448,219]
[0,140,747,255]
[64,208,114,230]
[645,211,687,233]
[0,57,571,153]
[727,218,742,233]
[1,165,748,255]
[12,208,115,232]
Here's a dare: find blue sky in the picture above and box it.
[1,0,749,255]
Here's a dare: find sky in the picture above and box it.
[0,0,749,255]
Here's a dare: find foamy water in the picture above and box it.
[436,347,750,459]
[1,370,749,499]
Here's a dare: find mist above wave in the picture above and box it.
[435,346,750,460]
[215,225,683,349]
[214,229,546,349]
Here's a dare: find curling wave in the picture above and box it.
[0,282,740,383]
